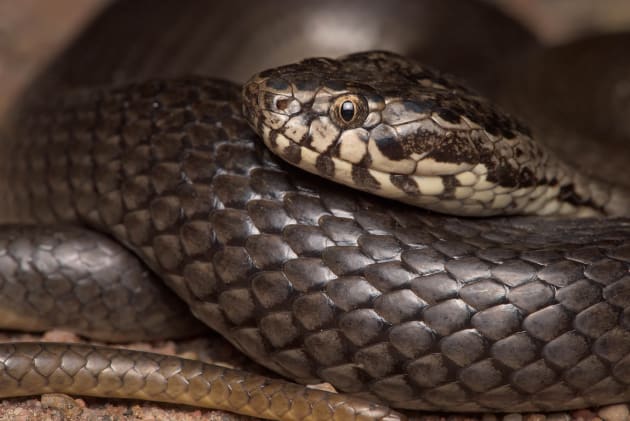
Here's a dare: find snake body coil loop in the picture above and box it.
[1,51,630,419]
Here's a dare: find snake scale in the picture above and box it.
[1,3,630,420]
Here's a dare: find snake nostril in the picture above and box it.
[275,98,290,111]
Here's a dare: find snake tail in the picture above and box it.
[0,342,405,421]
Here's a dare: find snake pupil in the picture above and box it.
[340,100,355,122]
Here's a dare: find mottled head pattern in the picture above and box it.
[243,51,614,217]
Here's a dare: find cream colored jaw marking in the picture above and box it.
[270,131,449,200]
[264,129,601,217]
[338,129,369,164]
[309,116,339,153]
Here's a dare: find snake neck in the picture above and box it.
[557,162,630,218]
[605,185,630,217]
[534,150,630,217]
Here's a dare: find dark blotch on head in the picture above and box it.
[316,154,335,177]
[414,99,438,114]
[374,129,406,160]
[390,175,419,194]
[265,78,290,90]
[437,108,461,124]
[405,100,435,114]
[485,112,516,139]
[427,134,478,164]
[293,77,320,93]
[352,165,380,190]
[487,163,538,189]
[283,143,302,164]
[481,119,501,137]
[488,162,519,188]
[324,79,347,91]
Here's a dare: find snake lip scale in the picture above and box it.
[0,49,629,420]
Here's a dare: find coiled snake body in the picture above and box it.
[1,48,630,420]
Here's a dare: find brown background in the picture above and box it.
[3,0,630,123]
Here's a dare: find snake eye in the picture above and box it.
[340,101,355,121]
[331,94,368,128]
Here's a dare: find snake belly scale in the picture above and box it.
[0,49,629,420]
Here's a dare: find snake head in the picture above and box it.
[242,51,594,217]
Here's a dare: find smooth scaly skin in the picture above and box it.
[0,225,206,341]
[243,52,630,218]
[0,343,400,421]
[0,73,630,417]
[0,79,405,420]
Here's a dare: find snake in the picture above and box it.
[1,11,630,421]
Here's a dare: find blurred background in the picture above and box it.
[2,0,630,123]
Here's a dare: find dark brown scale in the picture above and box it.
[0,225,206,341]
[282,142,302,164]
[374,130,407,160]
[351,164,381,190]
[313,154,333,178]
[390,174,420,195]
